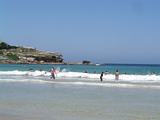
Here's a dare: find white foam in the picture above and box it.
[1,70,160,89]
[57,72,160,82]
[0,70,160,83]
[41,81,160,89]
[1,78,159,89]
[0,70,50,76]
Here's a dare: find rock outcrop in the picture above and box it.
[0,42,63,64]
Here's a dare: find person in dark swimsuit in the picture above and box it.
[100,72,104,82]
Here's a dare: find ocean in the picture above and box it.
[0,64,160,120]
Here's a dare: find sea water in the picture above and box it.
[0,64,160,120]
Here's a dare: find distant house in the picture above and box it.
[0,56,8,60]
[26,57,35,62]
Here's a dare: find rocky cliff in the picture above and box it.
[0,42,63,64]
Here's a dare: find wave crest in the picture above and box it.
[0,70,160,82]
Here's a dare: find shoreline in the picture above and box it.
[0,62,97,66]
[0,62,160,67]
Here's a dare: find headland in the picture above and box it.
[0,41,63,64]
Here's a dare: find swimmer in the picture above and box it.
[51,67,56,79]
[100,72,104,82]
[115,69,119,80]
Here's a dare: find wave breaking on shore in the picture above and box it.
[0,70,160,82]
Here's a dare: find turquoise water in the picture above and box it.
[0,64,160,120]
[0,64,160,74]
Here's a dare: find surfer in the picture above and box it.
[115,69,119,80]
[51,67,56,79]
[100,72,104,82]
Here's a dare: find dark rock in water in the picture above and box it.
[82,60,91,65]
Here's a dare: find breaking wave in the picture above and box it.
[0,70,160,89]
[0,70,160,82]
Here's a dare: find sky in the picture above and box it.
[0,0,160,64]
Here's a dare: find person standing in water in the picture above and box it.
[115,69,119,80]
[100,72,104,82]
[51,67,56,79]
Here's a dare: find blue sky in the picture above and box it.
[0,0,160,64]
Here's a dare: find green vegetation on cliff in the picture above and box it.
[0,42,17,50]
[6,53,19,61]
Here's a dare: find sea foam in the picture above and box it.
[0,70,160,82]
[1,70,160,89]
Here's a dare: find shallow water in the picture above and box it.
[0,64,160,120]
[0,81,160,120]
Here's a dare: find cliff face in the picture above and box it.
[0,42,63,64]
